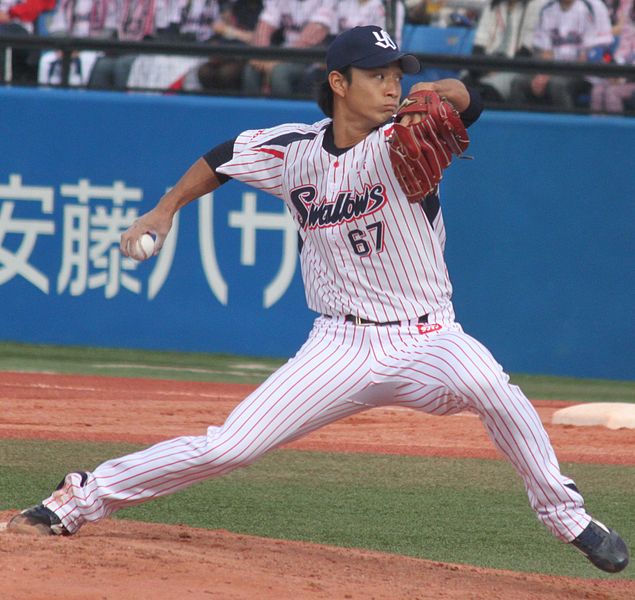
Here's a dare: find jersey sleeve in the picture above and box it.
[216,120,330,199]
[202,139,236,185]
[214,125,291,199]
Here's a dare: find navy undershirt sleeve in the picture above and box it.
[460,87,484,128]
[202,138,236,185]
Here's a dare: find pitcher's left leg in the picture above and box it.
[389,326,629,571]
[391,329,589,541]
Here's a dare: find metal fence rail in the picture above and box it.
[2,33,634,112]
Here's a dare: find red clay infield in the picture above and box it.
[1,371,632,599]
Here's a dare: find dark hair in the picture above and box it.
[316,66,352,117]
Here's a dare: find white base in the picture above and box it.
[552,403,635,430]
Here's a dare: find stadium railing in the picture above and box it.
[1,33,634,115]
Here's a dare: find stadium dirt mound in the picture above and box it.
[1,512,632,600]
[2,371,633,599]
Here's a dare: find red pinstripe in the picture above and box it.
[371,141,448,313]
[46,321,376,526]
[386,355,564,516]
[375,326,588,539]
[444,334,588,534]
[219,121,454,322]
[42,115,592,545]
[367,142,424,313]
[45,320,589,541]
[257,148,284,160]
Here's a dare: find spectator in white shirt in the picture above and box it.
[87,0,182,90]
[38,0,118,86]
[299,0,406,96]
[335,0,405,47]
[242,0,335,97]
[462,0,541,101]
[509,0,614,108]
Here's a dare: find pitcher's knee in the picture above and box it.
[458,373,510,410]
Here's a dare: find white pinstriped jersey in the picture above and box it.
[217,119,456,324]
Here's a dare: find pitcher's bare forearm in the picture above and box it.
[120,158,221,257]
[159,158,222,216]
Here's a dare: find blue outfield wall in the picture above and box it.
[0,87,633,380]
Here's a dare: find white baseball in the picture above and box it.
[135,233,155,260]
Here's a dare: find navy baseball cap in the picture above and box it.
[326,25,420,75]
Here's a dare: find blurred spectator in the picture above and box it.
[0,0,56,82]
[177,0,224,41]
[195,0,262,92]
[591,0,635,111]
[125,0,261,92]
[603,0,623,30]
[0,0,54,32]
[176,0,260,42]
[87,0,182,90]
[461,0,541,102]
[336,0,405,47]
[242,0,335,97]
[509,0,614,109]
[404,0,447,25]
[38,0,118,86]
[299,0,406,95]
[209,0,261,42]
[406,0,485,27]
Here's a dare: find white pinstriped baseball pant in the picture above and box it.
[45,316,590,540]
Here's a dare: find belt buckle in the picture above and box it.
[352,315,375,326]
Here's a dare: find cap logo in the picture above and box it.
[372,30,397,50]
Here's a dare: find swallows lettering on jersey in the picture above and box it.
[290,183,387,230]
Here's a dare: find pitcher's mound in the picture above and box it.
[552,403,635,430]
[1,512,633,600]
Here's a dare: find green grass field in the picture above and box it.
[1,341,633,580]
[2,341,635,401]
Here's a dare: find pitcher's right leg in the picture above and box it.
[9,318,376,535]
